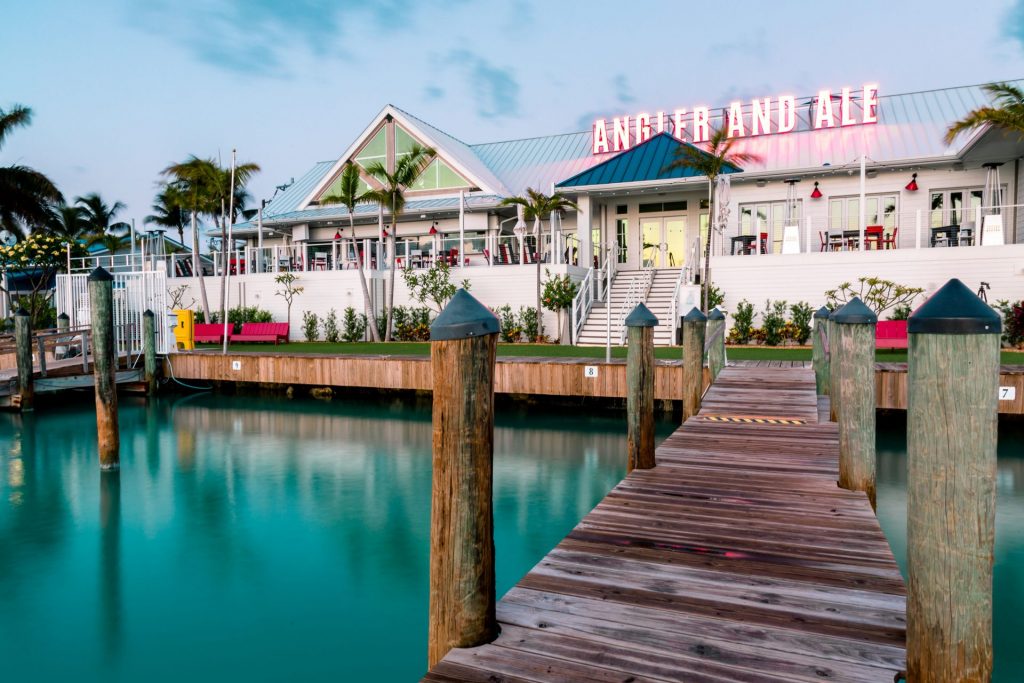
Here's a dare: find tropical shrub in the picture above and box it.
[541,270,578,341]
[824,276,923,317]
[761,300,788,346]
[393,305,431,341]
[302,311,319,342]
[707,283,726,310]
[727,299,755,343]
[495,305,521,343]
[518,305,539,342]
[274,272,303,327]
[341,307,366,342]
[323,308,340,343]
[888,304,912,321]
[401,260,470,312]
[995,299,1024,348]
[789,302,813,345]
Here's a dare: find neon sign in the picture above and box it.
[591,84,878,155]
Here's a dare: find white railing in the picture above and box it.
[668,265,690,346]
[719,203,1021,256]
[570,267,595,344]
[616,268,653,344]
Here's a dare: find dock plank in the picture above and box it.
[424,365,905,681]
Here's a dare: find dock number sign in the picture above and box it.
[584,366,599,379]
[1000,386,1016,401]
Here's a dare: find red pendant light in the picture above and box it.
[333,230,342,240]
[905,173,919,191]
[810,181,823,199]
[429,221,438,236]
[382,224,390,238]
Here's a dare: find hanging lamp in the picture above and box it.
[905,173,919,191]
[810,181,822,199]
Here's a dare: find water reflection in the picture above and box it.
[0,392,655,681]
[876,414,1024,681]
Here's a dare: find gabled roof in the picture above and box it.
[557,132,741,188]
[299,105,510,209]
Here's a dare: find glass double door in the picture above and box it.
[640,216,687,268]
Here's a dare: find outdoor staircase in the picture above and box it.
[576,269,681,346]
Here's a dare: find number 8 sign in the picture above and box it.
[584,366,599,379]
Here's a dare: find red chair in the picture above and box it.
[818,231,829,252]
[883,227,899,250]
[759,232,768,254]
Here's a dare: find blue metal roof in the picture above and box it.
[556,132,741,188]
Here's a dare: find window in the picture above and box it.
[739,200,802,253]
[615,219,628,263]
[830,195,897,231]
[395,124,418,161]
[354,127,386,172]
[317,172,374,204]
[616,205,627,215]
[411,158,471,191]
[638,201,687,213]
[929,187,1000,228]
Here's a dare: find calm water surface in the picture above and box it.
[0,393,674,681]
[2,395,1022,681]
[877,415,1024,682]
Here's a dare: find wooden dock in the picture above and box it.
[424,365,906,682]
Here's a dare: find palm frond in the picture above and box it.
[0,104,33,151]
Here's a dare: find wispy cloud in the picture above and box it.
[423,85,445,101]
[1004,0,1024,50]
[613,74,634,104]
[446,50,520,119]
[706,30,769,60]
[127,0,457,78]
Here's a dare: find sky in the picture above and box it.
[4,0,1024,230]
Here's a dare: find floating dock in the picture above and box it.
[425,365,906,682]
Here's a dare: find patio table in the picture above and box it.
[730,235,756,255]
[930,225,959,247]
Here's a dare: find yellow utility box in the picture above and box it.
[172,309,195,350]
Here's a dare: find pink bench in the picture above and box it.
[194,323,225,344]
[876,320,908,349]
[230,322,290,344]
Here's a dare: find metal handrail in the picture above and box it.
[570,266,595,344]
[668,265,689,347]
[616,268,653,344]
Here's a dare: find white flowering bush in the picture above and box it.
[0,233,83,328]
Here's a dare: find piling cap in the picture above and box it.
[142,309,154,318]
[831,297,877,324]
[14,308,29,317]
[87,266,113,282]
[683,306,708,323]
[813,306,831,319]
[708,308,726,321]
[429,289,499,341]
[908,278,1001,335]
[57,312,69,320]
[625,303,659,327]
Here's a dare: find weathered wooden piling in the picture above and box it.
[681,306,707,423]
[88,267,120,470]
[143,309,157,397]
[906,278,1000,683]
[831,297,877,508]
[828,314,840,421]
[706,308,726,381]
[427,289,499,668]
[14,308,33,411]
[625,303,658,472]
[812,306,830,395]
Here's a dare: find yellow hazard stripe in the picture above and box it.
[699,415,806,425]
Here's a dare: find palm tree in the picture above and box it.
[945,82,1024,144]
[146,184,188,245]
[207,158,260,324]
[364,143,434,341]
[321,162,380,341]
[76,192,130,238]
[162,156,217,321]
[499,188,578,341]
[45,203,90,243]
[88,232,129,255]
[0,104,62,237]
[663,128,761,312]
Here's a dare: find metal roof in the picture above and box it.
[243,79,1021,229]
[557,132,741,188]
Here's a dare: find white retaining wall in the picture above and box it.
[710,243,1024,324]
[171,264,587,341]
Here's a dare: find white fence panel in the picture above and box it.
[56,271,169,356]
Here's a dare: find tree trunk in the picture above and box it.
[702,182,714,313]
[385,200,397,341]
[191,211,211,321]
[535,218,543,341]
[352,215,380,342]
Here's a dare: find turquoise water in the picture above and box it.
[0,394,674,681]
[877,416,1024,681]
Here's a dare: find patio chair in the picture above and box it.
[882,227,899,249]
[312,252,328,270]
[818,231,829,252]
[759,232,768,254]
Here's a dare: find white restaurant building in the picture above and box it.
[166,79,1024,344]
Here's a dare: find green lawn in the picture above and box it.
[197,341,1024,364]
